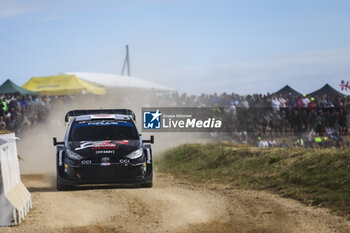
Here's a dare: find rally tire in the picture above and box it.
[57,183,71,191]
[56,173,74,191]
[141,182,153,188]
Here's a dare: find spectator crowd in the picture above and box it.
[140,91,348,148]
[0,94,70,134]
[0,90,348,148]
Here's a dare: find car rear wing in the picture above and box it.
[64,109,136,122]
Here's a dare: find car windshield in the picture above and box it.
[69,120,139,141]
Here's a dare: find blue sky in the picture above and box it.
[0,0,349,94]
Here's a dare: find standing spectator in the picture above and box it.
[278,94,287,108]
[308,97,316,111]
[258,137,269,148]
[268,137,276,147]
[271,95,280,111]
[302,94,310,108]
[297,97,304,108]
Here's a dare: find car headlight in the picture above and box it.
[66,149,84,160]
[127,148,143,159]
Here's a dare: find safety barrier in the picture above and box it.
[0,133,32,226]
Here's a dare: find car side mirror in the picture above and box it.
[53,137,64,146]
[142,135,154,144]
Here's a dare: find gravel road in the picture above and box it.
[1,173,349,233]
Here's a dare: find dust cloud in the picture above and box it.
[17,91,210,175]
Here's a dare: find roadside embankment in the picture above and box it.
[156,143,350,217]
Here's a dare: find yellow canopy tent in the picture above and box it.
[22,75,106,96]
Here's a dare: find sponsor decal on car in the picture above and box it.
[119,159,129,164]
[115,140,129,145]
[75,141,118,151]
[100,162,111,166]
[74,140,130,152]
[92,141,118,150]
[74,121,134,128]
[95,150,115,154]
[81,160,92,164]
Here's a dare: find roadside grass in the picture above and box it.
[155,143,350,217]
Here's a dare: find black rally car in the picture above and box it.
[53,109,154,190]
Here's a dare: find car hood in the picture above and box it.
[68,140,141,158]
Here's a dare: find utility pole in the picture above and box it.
[121,45,131,76]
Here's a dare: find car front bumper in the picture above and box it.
[63,162,148,184]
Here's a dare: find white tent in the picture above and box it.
[63,72,173,91]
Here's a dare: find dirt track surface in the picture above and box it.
[1,173,350,233]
